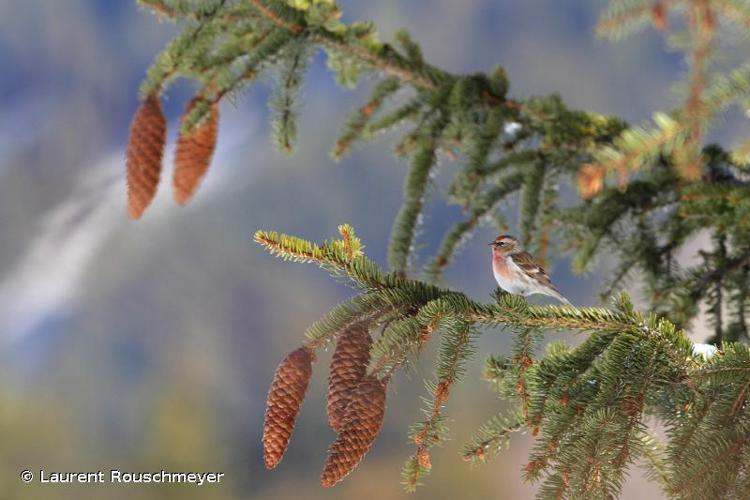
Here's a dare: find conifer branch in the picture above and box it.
[248,0,304,34]
[333,77,401,160]
[252,225,750,495]
[462,411,524,465]
[135,1,750,496]
[270,40,311,154]
[309,31,440,91]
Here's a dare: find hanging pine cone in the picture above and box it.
[173,97,219,205]
[321,376,387,487]
[126,93,166,219]
[327,324,372,432]
[262,346,315,470]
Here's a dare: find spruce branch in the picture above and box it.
[332,77,401,160]
[462,410,524,465]
[133,0,622,276]
[596,0,677,38]
[135,1,750,496]
[402,311,477,490]
[388,99,452,274]
[637,431,670,490]
[248,0,304,34]
[251,225,750,495]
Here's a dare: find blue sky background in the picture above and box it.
[0,1,742,498]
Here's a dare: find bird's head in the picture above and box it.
[489,234,520,257]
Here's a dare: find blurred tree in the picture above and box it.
[132,1,750,498]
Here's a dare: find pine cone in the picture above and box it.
[327,324,372,432]
[321,376,387,487]
[126,94,166,219]
[173,98,219,205]
[263,346,315,470]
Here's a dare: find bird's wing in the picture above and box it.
[510,251,554,288]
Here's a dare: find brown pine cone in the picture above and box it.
[321,376,387,487]
[173,98,219,205]
[262,346,315,470]
[327,324,372,432]
[126,93,166,219]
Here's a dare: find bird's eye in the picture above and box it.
[497,241,505,246]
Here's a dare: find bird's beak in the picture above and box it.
[488,242,495,246]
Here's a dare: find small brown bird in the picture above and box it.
[490,235,571,305]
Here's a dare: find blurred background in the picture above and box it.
[0,1,738,498]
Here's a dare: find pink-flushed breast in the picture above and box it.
[492,253,512,280]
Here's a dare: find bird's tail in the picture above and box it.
[547,288,572,306]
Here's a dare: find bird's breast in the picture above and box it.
[492,255,511,280]
[493,255,524,293]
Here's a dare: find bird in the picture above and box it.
[490,234,571,305]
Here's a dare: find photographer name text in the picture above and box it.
[20,469,224,486]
